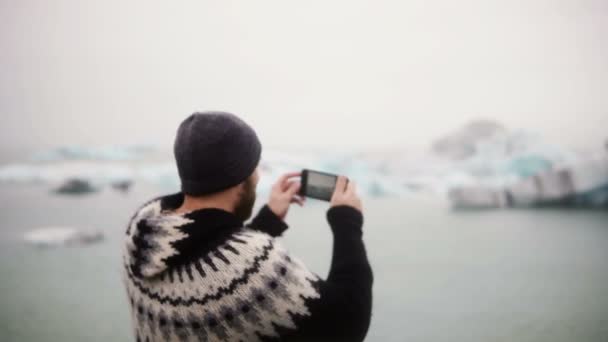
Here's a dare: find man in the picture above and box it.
[122,111,373,341]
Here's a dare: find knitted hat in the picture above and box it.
[173,111,262,196]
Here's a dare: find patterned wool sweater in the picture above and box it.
[122,191,373,342]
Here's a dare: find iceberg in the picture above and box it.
[0,161,137,191]
[432,120,506,160]
[29,144,157,162]
[432,121,608,209]
[450,153,608,209]
[2,143,425,197]
[1,135,604,207]
[448,186,508,209]
[258,149,413,198]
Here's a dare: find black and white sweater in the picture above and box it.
[122,192,373,342]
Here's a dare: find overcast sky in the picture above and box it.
[1,0,607,155]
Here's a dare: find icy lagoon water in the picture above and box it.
[1,183,607,342]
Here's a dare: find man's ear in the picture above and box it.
[232,181,243,194]
[235,179,249,196]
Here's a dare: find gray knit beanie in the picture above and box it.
[173,111,262,196]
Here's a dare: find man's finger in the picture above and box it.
[284,179,299,193]
[290,196,304,206]
[278,172,301,191]
[334,176,347,195]
[285,181,301,196]
[345,180,356,194]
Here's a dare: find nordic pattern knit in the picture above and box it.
[122,191,373,342]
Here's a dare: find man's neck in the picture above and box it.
[172,195,235,215]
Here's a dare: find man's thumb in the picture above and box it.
[286,181,301,196]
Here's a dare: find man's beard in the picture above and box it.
[233,177,256,222]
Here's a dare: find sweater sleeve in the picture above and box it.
[245,204,288,237]
[285,205,374,342]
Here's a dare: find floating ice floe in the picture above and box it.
[52,178,99,195]
[23,227,104,247]
[110,180,133,192]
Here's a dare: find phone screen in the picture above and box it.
[304,170,338,201]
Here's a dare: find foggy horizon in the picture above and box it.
[2,0,607,154]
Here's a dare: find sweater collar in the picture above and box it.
[158,191,244,228]
[125,192,244,278]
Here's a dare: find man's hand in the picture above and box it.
[267,172,305,220]
[330,176,363,212]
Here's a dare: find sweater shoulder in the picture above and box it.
[123,227,322,341]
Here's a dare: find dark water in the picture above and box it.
[1,183,607,342]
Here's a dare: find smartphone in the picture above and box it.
[299,169,346,201]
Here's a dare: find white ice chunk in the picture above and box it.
[23,227,104,247]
